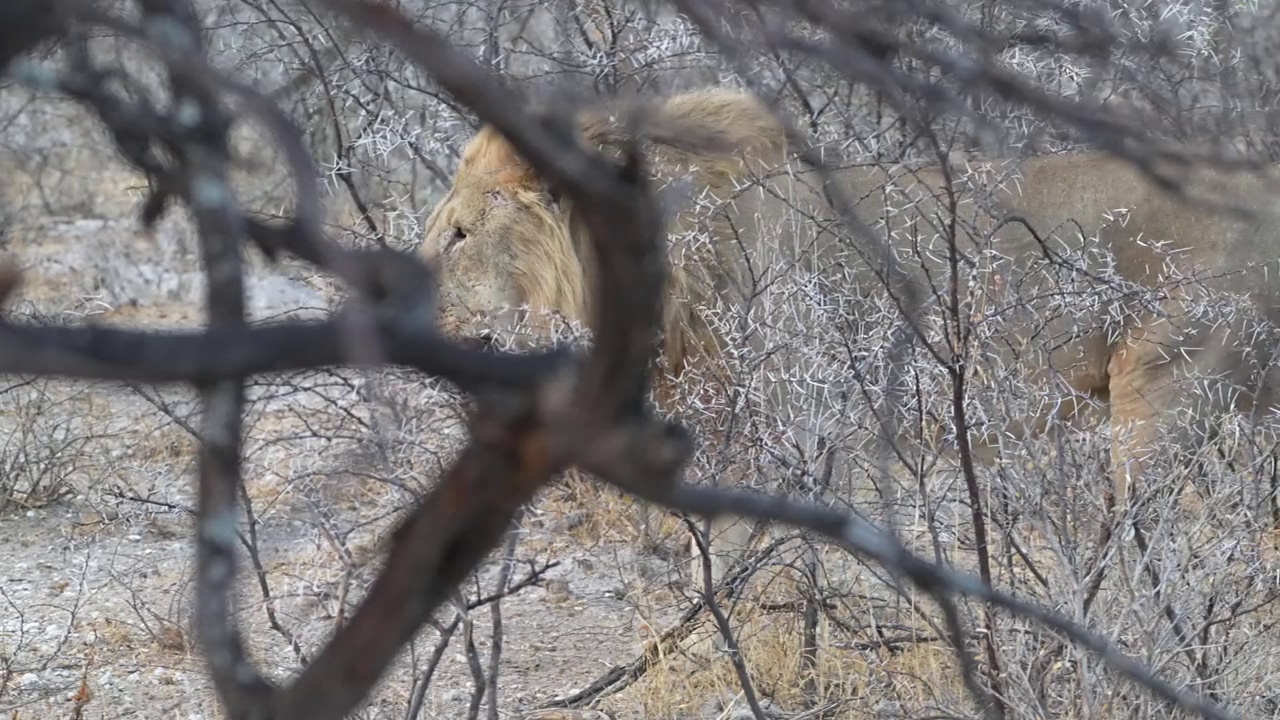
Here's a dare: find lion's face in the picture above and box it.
[421,163,579,346]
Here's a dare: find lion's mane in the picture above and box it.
[443,88,792,385]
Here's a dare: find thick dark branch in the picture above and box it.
[132,0,274,714]
[0,304,564,390]
[0,0,66,69]
[272,393,558,720]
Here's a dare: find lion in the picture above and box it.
[420,87,1280,588]
[420,88,839,586]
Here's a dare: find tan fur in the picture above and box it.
[892,153,1280,506]
[422,88,1280,583]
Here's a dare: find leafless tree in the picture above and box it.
[2,1,1279,720]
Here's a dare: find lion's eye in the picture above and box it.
[445,226,467,253]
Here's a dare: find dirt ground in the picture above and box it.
[0,203,800,720]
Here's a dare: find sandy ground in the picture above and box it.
[0,211,746,720]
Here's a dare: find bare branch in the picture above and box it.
[0,1,1269,719]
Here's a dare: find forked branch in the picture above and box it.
[0,1,1246,720]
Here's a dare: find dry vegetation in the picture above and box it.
[1,1,1280,719]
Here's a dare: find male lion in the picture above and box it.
[420,87,1280,586]
[421,88,847,585]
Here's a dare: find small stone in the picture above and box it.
[543,579,572,604]
[19,672,39,689]
[443,689,469,703]
[698,695,781,720]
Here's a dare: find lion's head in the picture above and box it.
[420,88,789,376]
[420,124,591,347]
